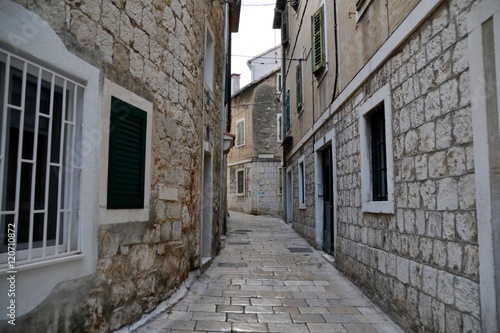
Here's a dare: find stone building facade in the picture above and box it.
[0,0,239,332]
[228,68,283,216]
[275,0,499,331]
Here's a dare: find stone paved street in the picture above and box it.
[133,211,405,333]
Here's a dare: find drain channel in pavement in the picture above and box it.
[217,262,248,268]
[287,247,314,253]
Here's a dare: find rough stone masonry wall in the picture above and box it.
[8,0,224,332]
[334,1,480,332]
[289,0,481,332]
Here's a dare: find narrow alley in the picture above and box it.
[133,211,403,333]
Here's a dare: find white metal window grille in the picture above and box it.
[0,49,84,268]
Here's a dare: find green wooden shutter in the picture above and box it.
[311,5,325,74]
[281,7,289,47]
[356,0,366,11]
[107,96,147,209]
[285,90,291,132]
[296,62,303,111]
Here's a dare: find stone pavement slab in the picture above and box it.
[131,211,405,333]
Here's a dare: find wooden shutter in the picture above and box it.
[311,5,325,74]
[356,0,366,11]
[296,62,303,111]
[285,90,291,132]
[281,7,289,47]
[107,96,147,209]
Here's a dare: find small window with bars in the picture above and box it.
[369,103,388,201]
[0,49,84,266]
[359,84,393,214]
[236,169,245,195]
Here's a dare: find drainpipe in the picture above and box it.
[330,0,339,104]
[281,43,288,223]
[217,0,229,253]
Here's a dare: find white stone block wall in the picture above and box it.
[288,1,482,331]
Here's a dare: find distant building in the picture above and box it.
[274,0,500,331]
[247,45,283,82]
[227,54,283,216]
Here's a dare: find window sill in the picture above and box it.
[0,253,85,275]
[236,193,245,197]
[299,204,307,210]
[362,201,394,214]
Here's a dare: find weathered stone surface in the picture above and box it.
[455,276,480,318]
[437,178,458,210]
[70,10,97,49]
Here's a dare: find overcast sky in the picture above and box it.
[231,0,279,87]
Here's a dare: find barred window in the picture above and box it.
[237,169,245,195]
[369,103,388,201]
[0,49,84,266]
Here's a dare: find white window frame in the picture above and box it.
[99,79,153,224]
[236,168,245,196]
[235,118,245,147]
[359,83,394,214]
[298,155,306,209]
[0,49,85,266]
[277,113,282,142]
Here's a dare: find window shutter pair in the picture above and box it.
[107,96,147,209]
[311,5,325,74]
[281,7,289,47]
[296,62,303,111]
